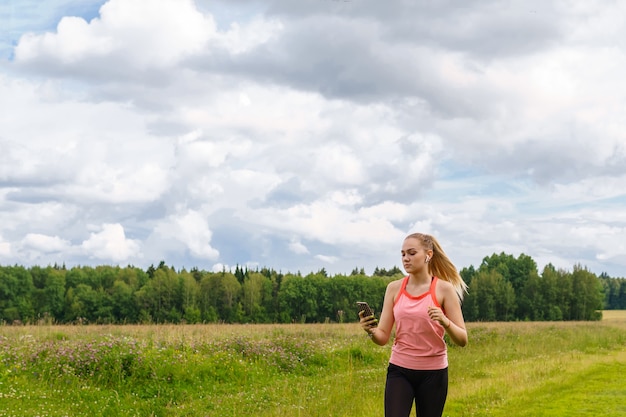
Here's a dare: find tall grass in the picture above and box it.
[1,313,625,416]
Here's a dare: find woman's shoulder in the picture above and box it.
[386,277,406,291]
[435,277,456,296]
[435,277,453,288]
[384,277,406,302]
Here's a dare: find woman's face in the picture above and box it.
[401,238,430,273]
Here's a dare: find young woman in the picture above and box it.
[359,232,468,417]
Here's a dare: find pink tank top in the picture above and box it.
[389,276,448,370]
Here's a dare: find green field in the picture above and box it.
[1,312,625,416]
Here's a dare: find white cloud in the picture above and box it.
[329,190,362,207]
[15,236,68,264]
[213,17,283,54]
[288,238,309,255]
[251,199,406,249]
[0,200,79,243]
[313,143,366,186]
[22,233,71,253]
[67,162,171,204]
[15,0,215,70]
[315,254,338,264]
[0,235,12,257]
[0,74,173,205]
[153,210,219,260]
[81,223,141,262]
[1,0,625,278]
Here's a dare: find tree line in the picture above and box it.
[0,253,623,325]
[460,253,622,321]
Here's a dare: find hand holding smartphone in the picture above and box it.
[356,301,378,327]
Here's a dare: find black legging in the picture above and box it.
[384,363,448,417]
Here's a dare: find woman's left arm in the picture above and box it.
[429,281,468,347]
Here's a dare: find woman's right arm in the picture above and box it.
[359,279,399,346]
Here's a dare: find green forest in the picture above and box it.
[0,252,624,325]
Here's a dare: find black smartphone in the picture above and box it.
[356,301,377,326]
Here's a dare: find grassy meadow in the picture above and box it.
[1,312,625,416]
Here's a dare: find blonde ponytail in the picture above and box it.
[405,233,468,300]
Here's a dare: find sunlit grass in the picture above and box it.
[443,316,626,416]
[0,313,625,416]
[601,309,626,321]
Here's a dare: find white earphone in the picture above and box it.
[425,255,431,263]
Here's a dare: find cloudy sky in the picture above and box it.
[1,0,625,277]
